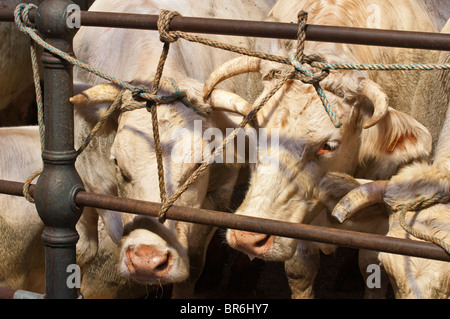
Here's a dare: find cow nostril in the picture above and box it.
[155,251,171,271]
[254,235,272,248]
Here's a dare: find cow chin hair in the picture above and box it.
[267,236,299,262]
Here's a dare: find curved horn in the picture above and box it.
[331,180,388,223]
[70,84,122,106]
[208,89,252,116]
[358,78,390,129]
[203,56,261,99]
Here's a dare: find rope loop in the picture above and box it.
[158,10,182,43]
[130,83,187,107]
[289,54,330,85]
[131,86,152,101]
[393,193,450,255]
[287,11,341,128]
[17,3,36,28]
[14,3,447,228]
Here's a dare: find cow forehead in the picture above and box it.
[267,88,347,142]
[113,105,206,151]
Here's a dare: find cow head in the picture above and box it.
[71,78,248,285]
[203,55,432,261]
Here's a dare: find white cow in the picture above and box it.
[0,125,155,298]
[203,0,436,262]
[71,0,274,297]
[201,0,443,298]
[293,17,450,300]
[332,21,450,299]
[331,103,449,298]
[411,19,450,153]
[0,127,45,293]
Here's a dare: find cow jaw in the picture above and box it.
[226,147,316,261]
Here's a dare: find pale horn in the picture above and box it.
[208,89,253,116]
[331,180,388,223]
[203,56,261,99]
[357,78,390,129]
[70,84,122,106]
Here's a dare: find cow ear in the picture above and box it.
[357,108,432,179]
[97,209,123,245]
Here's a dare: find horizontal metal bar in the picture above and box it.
[0,8,449,51]
[1,179,449,262]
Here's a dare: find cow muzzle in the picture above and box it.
[124,244,172,281]
[227,229,274,258]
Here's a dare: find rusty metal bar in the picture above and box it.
[2,179,448,262]
[0,8,449,51]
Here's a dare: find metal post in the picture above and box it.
[33,0,84,299]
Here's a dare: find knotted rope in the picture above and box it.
[289,11,340,127]
[153,10,339,221]
[393,193,450,255]
[14,3,450,232]
[14,4,191,205]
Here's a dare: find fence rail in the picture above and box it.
[1,7,450,51]
[1,179,449,263]
[0,0,449,299]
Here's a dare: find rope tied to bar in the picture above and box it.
[15,3,43,202]
[13,3,450,224]
[13,4,195,205]
[392,193,450,255]
[287,11,341,127]
[157,10,181,43]
[151,10,340,221]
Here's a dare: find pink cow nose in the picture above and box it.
[228,230,274,257]
[125,244,172,279]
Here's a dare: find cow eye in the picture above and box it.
[317,141,340,156]
[112,157,131,182]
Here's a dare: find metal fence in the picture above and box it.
[0,0,449,299]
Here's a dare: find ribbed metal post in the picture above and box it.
[33,0,84,299]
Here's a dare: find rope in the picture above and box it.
[154,11,326,221]
[141,11,184,208]
[13,4,192,203]
[14,4,450,225]
[76,90,125,155]
[313,62,450,71]
[13,5,190,103]
[393,193,450,255]
[15,3,43,203]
